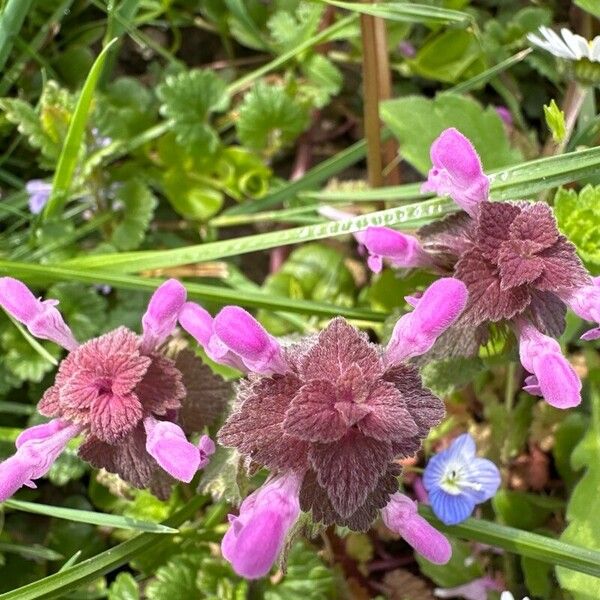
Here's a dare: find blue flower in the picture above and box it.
[423,433,501,525]
[25,180,52,215]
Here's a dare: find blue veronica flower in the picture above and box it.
[423,433,501,525]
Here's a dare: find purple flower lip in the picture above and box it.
[421,128,489,217]
[179,303,287,375]
[381,492,451,565]
[423,433,501,526]
[221,472,302,579]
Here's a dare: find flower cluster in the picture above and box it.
[180,283,468,577]
[346,127,599,409]
[0,277,229,501]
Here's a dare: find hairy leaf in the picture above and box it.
[157,69,229,153]
[236,81,310,152]
[111,180,157,251]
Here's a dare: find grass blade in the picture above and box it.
[0,543,63,562]
[42,38,118,220]
[0,0,35,73]
[0,496,207,600]
[3,500,179,534]
[420,506,600,578]
[0,260,386,322]
[57,142,600,273]
[322,0,471,24]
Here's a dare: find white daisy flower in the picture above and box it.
[528,26,600,63]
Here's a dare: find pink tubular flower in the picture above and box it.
[385,278,468,364]
[0,278,229,500]
[433,576,502,600]
[222,472,302,579]
[517,320,581,409]
[0,277,78,351]
[218,317,446,533]
[381,493,451,564]
[361,227,431,273]
[179,303,287,376]
[0,420,82,501]
[560,280,600,341]
[421,128,490,217]
[318,207,430,274]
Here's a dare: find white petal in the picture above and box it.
[590,36,600,63]
[561,28,588,60]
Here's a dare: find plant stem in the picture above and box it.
[504,362,517,413]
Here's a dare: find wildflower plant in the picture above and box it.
[180,284,467,577]
[0,278,229,500]
[353,127,599,409]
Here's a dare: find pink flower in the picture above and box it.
[517,320,581,409]
[222,472,301,579]
[495,106,513,128]
[385,278,468,363]
[0,278,229,499]
[318,207,430,274]
[361,227,430,273]
[218,317,445,531]
[0,277,78,350]
[433,576,502,600]
[381,493,451,565]
[0,420,82,501]
[421,128,490,217]
[560,280,600,341]
[179,304,287,375]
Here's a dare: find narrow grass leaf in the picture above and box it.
[42,38,118,220]
[3,500,179,534]
[322,0,471,24]
[420,506,600,578]
[0,260,386,321]
[0,495,207,600]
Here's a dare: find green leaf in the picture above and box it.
[47,448,87,486]
[0,261,385,322]
[47,282,108,340]
[146,554,203,600]
[411,29,484,83]
[421,356,485,397]
[43,39,119,219]
[95,77,155,141]
[415,538,483,587]
[198,446,242,504]
[380,93,520,174]
[0,85,71,167]
[264,542,338,600]
[0,496,207,600]
[544,99,566,143]
[162,169,223,221]
[419,505,600,579]
[3,499,179,534]
[575,0,600,18]
[556,377,600,598]
[1,328,60,383]
[301,54,343,108]
[553,412,589,490]
[0,543,63,562]
[236,81,310,152]
[111,180,158,250]
[267,3,324,50]
[322,1,472,24]
[493,490,563,530]
[554,185,600,265]
[157,69,229,154]
[521,554,553,599]
[107,573,139,600]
